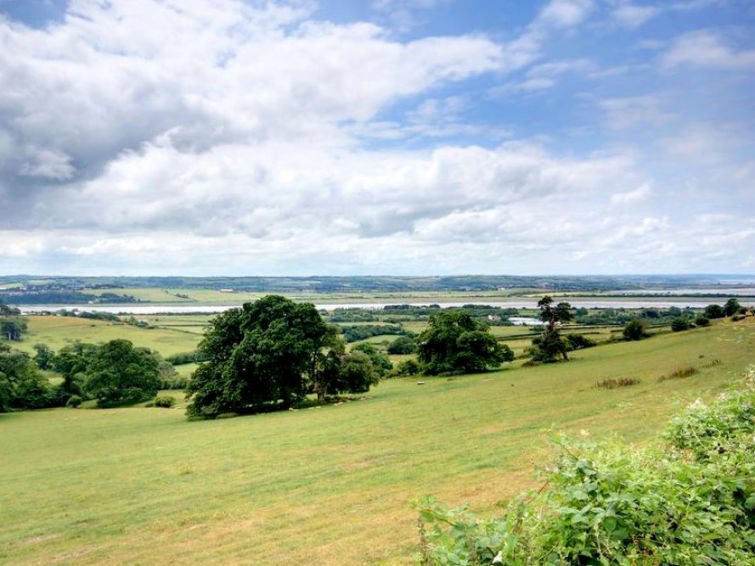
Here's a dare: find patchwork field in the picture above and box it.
[1,319,753,564]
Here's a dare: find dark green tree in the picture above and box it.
[0,343,56,411]
[187,296,376,418]
[351,342,393,377]
[1,318,27,341]
[671,318,690,332]
[623,319,648,341]
[33,343,55,370]
[418,310,512,375]
[83,339,160,407]
[387,335,418,354]
[530,296,573,362]
[704,304,724,319]
[723,298,741,317]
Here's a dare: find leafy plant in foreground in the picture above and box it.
[417,366,755,565]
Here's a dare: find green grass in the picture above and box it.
[0,319,753,564]
[16,316,203,358]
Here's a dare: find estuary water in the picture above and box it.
[17,298,755,315]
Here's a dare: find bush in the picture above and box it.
[622,319,648,341]
[417,368,755,565]
[393,358,421,376]
[695,315,710,327]
[153,395,176,408]
[66,395,82,408]
[671,317,690,331]
[658,366,697,381]
[565,333,596,350]
[595,377,640,389]
[387,336,418,355]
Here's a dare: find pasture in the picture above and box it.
[1,319,753,564]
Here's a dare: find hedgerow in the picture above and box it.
[416,366,755,565]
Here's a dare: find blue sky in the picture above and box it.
[0,0,753,275]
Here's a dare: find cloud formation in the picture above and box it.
[0,0,753,275]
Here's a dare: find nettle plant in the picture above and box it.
[416,366,755,565]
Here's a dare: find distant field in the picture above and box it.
[16,316,203,358]
[1,319,753,565]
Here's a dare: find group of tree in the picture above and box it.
[185,296,386,418]
[417,310,513,374]
[1,338,168,412]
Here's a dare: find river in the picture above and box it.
[16,297,755,315]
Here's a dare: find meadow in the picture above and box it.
[1,318,753,564]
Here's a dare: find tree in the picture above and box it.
[1,318,27,341]
[387,336,418,355]
[723,298,741,317]
[0,343,56,411]
[187,295,379,418]
[623,319,648,341]
[704,304,724,319]
[83,339,160,407]
[351,342,393,377]
[671,318,690,332]
[33,343,55,370]
[529,296,573,362]
[418,310,512,375]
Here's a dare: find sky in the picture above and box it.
[0,0,753,276]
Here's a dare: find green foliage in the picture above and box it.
[1,317,27,341]
[339,324,410,343]
[417,368,755,565]
[33,343,55,369]
[0,343,57,411]
[154,395,176,408]
[387,335,418,355]
[622,318,648,341]
[529,297,574,363]
[564,333,596,350]
[723,298,741,317]
[705,304,725,319]
[671,317,691,331]
[394,358,422,376]
[418,311,512,375]
[83,339,161,408]
[186,296,380,418]
[695,315,710,327]
[66,395,82,408]
[165,350,209,365]
[351,342,393,377]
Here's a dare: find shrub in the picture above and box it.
[565,333,596,350]
[671,317,690,331]
[695,315,710,327]
[658,366,697,381]
[393,358,421,376]
[387,336,418,355]
[622,319,648,341]
[417,368,755,565]
[66,395,82,408]
[595,377,640,389]
[154,395,176,408]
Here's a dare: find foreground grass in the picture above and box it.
[0,320,753,564]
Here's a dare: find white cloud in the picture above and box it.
[613,2,660,28]
[662,30,755,69]
[610,183,651,207]
[598,95,673,130]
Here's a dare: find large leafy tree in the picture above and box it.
[187,295,374,418]
[83,339,161,407]
[417,310,513,375]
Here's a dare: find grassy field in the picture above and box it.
[16,316,203,358]
[1,319,753,565]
